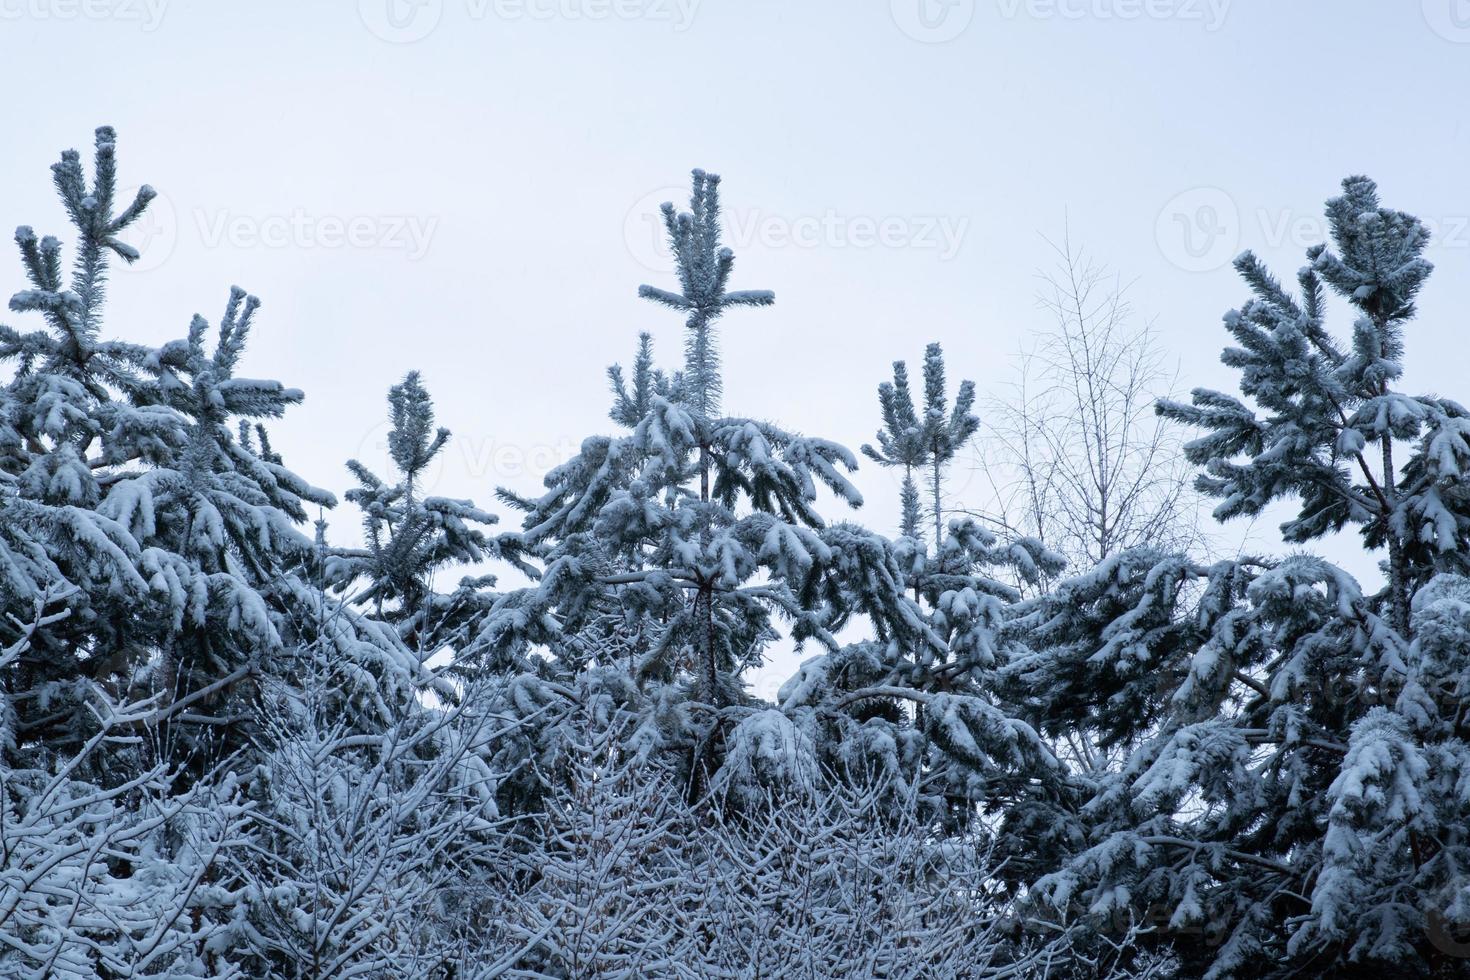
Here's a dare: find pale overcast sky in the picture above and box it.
[4,0,1468,694]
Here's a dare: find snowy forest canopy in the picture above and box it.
[2,127,1470,979]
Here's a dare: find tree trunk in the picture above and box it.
[931,454,943,552]
[698,443,717,704]
[1375,313,1411,639]
[1381,433,1411,637]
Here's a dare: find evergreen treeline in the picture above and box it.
[2,129,1469,979]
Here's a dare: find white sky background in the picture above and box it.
[4,0,1470,697]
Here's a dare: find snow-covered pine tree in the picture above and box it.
[0,127,176,760]
[479,170,946,800]
[1008,177,1470,978]
[632,168,784,715]
[329,371,520,658]
[920,342,982,548]
[473,174,1065,840]
[863,342,980,549]
[775,514,1066,842]
[2,125,464,809]
[636,170,773,424]
[863,356,931,541]
[3,133,291,768]
[736,341,1061,837]
[119,286,346,769]
[1159,175,1465,633]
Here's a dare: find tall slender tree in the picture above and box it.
[0,129,367,768]
[0,127,491,977]
[636,170,776,708]
[864,343,980,549]
[862,359,930,540]
[920,343,981,550]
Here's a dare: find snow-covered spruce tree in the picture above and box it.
[0,126,485,974]
[0,127,449,783]
[105,279,446,775]
[118,287,342,769]
[479,170,963,802]
[0,127,174,760]
[1161,176,1464,632]
[745,341,1062,838]
[328,371,520,657]
[1007,178,1470,978]
[919,342,982,548]
[631,167,788,718]
[863,342,980,549]
[776,514,1066,841]
[474,174,1064,862]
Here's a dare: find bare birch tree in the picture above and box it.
[970,232,1203,579]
